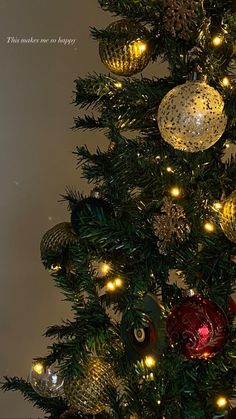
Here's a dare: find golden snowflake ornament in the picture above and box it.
[153,198,190,254]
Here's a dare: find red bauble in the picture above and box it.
[166,295,228,359]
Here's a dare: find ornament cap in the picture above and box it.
[188,66,208,82]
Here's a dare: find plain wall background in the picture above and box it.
[0,1,168,417]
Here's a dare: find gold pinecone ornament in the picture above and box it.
[99,19,151,76]
[153,198,190,254]
[162,0,199,40]
[64,356,117,415]
[220,191,236,243]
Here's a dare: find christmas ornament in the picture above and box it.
[121,293,165,362]
[99,19,151,77]
[162,0,199,40]
[229,296,236,315]
[220,190,236,243]
[157,80,227,152]
[40,222,78,268]
[153,198,190,254]
[64,356,116,415]
[166,295,228,359]
[30,362,64,398]
[71,197,113,235]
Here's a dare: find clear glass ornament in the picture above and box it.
[157,80,227,152]
[29,362,64,398]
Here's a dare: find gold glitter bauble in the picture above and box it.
[220,191,236,243]
[99,19,151,77]
[153,198,190,254]
[157,81,227,152]
[40,222,78,263]
[64,357,116,415]
[162,0,199,40]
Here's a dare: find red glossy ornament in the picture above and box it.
[166,295,228,359]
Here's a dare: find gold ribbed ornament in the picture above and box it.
[40,222,78,263]
[99,19,151,77]
[220,191,236,243]
[64,357,116,415]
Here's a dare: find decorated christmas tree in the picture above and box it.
[2,1,236,418]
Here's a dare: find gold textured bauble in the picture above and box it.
[157,81,227,152]
[220,191,236,243]
[99,19,151,77]
[40,222,78,262]
[64,357,116,415]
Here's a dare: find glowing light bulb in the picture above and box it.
[114,277,122,288]
[33,362,44,375]
[170,187,181,198]
[144,356,156,368]
[50,264,62,272]
[204,222,216,233]
[157,400,161,405]
[101,263,111,275]
[166,166,174,173]
[213,202,223,211]
[106,281,115,291]
[114,81,122,89]
[222,77,230,87]
[216,396,227,408]
[212,35,223,46]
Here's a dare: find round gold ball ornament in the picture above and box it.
[220,190,236,243]
[99,19,151,77]
[40,222,78,268]
[157,80,227,152]
[64,356,116,415]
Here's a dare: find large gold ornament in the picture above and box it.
[64,357,116,415]
[40,222,78,267]
[157,81,227,152]
[153,198,190,254]
[220,191,236,243]
[99,19,151,77]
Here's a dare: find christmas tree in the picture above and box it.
[2,0,236,418]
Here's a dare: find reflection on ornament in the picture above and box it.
[99,20,151,76]
[64,356,116,415]
[153,198,190,254]
[30,362,64,398]
[166,295,228,359]
[220,191,236,243]
[157,81,227,152]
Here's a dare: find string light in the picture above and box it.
[106,281,116,291]
[166,166,174,173]
[170,186,181,198]
[204,221,216,233]
[114,277,123,288]
[212,35,223,47]
[216,396,227,408]
[33,362,44,375]
[50,264,62,272]
[144,356,156,368]
[101,263,111,275]
[114,81,122,89]
[221,76,231,88]
[213,202,223,211]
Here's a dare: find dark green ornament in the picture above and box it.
[121,293,165,362]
